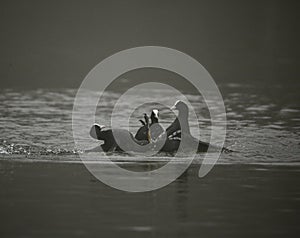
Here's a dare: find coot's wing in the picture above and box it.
[135,113,150,141]
[135,125,148,141]
[168,129,181,139]
[166,118,180,137]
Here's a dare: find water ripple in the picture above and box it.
[0,85,299,164]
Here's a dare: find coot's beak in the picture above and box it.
[152,109,159,120]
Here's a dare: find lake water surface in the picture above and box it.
[0,83,299,164]
[0,83,299,237]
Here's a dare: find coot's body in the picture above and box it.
[135,109,164,141]
[90,124,148,152]
[167,100,228,153]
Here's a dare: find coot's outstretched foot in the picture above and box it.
[135,109,164,142]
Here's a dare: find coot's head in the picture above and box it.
[90,123,106,140]
[150,109,159,124]
[171,100,189,114]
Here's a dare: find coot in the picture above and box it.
[135,109,164,141]
[167,100,228,152]
[90,124,148,152]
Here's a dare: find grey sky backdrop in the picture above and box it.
[0,0,299,88]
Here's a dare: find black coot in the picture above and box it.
[89,124,148,152]
[135,109,164,142]
[166,100,229,153]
